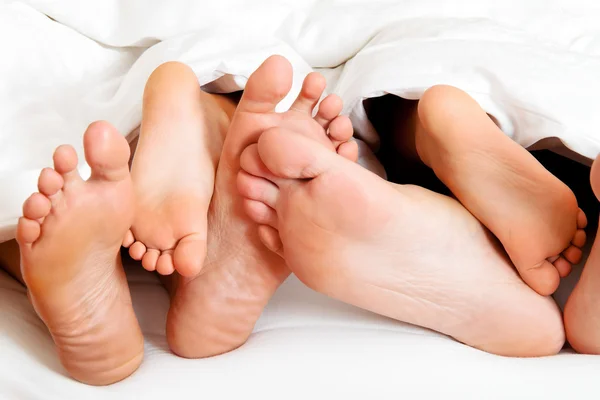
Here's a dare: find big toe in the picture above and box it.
[521,260,561,296]
[237,55,293,114]
[173,234,207,277]
[258,127,340,180]
[83,121,131,181]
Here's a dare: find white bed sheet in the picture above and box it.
[1,254,600,400]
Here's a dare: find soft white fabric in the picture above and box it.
[0,256,598,399]
[2,0,600,241]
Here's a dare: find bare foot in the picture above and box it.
[15,122,143,385]
[415,85,586,296]
[166,55,354,358]
[238,128,565,357]
[125,61,355,278]
[564,155,600,354]
[125,62,231,277]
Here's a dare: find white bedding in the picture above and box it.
[2,0,600,241]
[3,1,600,398]
[1,256,600,399]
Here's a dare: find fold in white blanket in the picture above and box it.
[2,0,600,242]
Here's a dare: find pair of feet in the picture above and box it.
[14,57,357,385]
[11,55,586,386]
[237,71,600,356]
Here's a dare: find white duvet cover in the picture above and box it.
[2,0,600,241]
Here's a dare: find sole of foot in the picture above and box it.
[564,154,600,354]
[16,121,143,385]
[415,85,586,296]
[165,55,355,358]
[125,61,231,277]
[239,127,565,357]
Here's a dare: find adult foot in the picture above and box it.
[238,128,565,357]
[125,62,231,277]
[166,55,354,358]
[564,154,600,354]
[415,85,586,296]
[15,122,143,385]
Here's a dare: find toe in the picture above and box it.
[591,154,600,200]
[328,115,354,146]
[156,253,176,276]
[553,256,572,278]
[572,229,586,248]
[521,260,561,296]
[142,249,160,272]
[122,230,135,248]
[37,168,64,196]
[173,234,206,277]
[563,245,583,265]
[237,171,279,209]
[22,193,51,220]
[337,140,359,162]
[258,127,340,180]
[16,217,41,245]
[83,121,131,182]
[236,55,293,114]
[577,209,588,229]
[129,241,147,262]
[290,72,326,114]
[240,144,281,183]
[315,94,343,129]
[53,144,82,184]
[258,225,284,258]
[243,199,278,229]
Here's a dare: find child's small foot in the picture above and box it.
[238,127,564,357]
[124,62,230,277]
[415,85,586,296]
[16,121,143,385]
[564,155,600,354]
[166,56,355,358]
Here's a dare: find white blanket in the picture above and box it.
[2,0,600,241]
